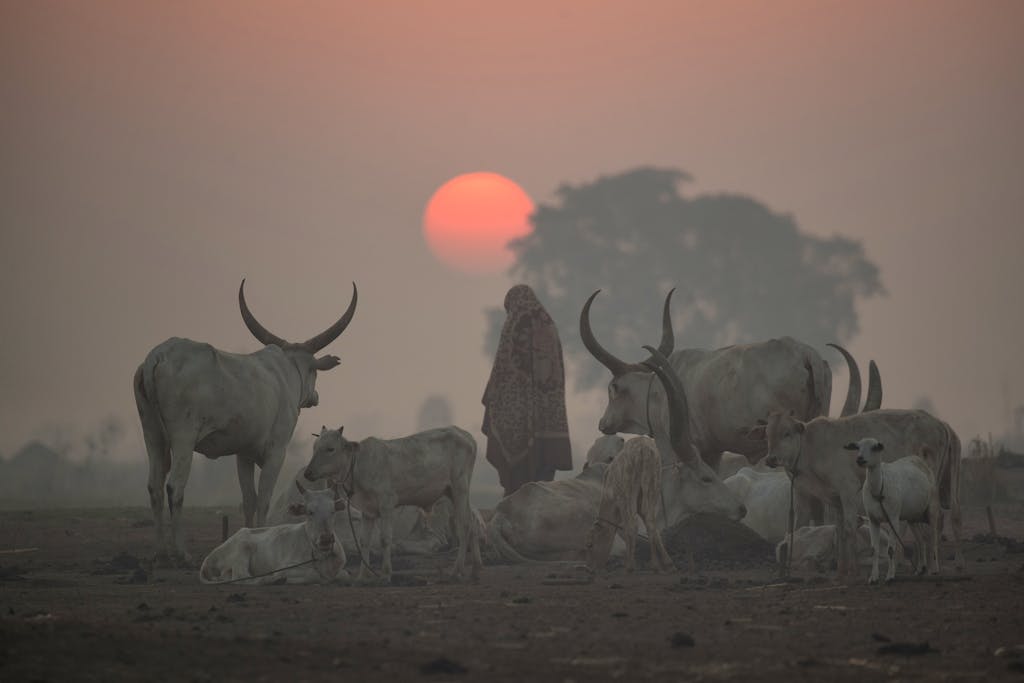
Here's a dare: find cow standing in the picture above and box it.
[133,280,357,563]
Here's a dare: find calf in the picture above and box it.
[725,466,811,544]
[304,425,482,581]
[847,437,939,583]
[199,481,347,585]
[585,437,673,573]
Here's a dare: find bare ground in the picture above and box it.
[2,504,1024,682]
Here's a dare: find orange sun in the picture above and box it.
[423,172,535,274]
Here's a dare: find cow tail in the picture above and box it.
[940,424,961,511]
[134,354,170,467]
[485,515,539,565]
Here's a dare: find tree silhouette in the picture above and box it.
[485,167,884,391]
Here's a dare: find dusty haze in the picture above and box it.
[2,2,1023,497]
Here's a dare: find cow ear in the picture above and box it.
[747,425,767,441]
[873,442,885,452]
[288,503,307,517]
[338,425,344,436]
[315,354,340,371]
[321,425,327,434]
[843,442,859,451]
[334,498,346,512]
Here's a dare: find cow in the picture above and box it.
[268,468,448,556]
[776,522,895,573]
[303,425,482,581]
[725,466,812,544]
[585,434,625,469]
[199,481,347,585]
[585,436,674,573]
[133,280,357,563]
[486,345,745,563]
[848,438,939,583]
[579,289,881,472]
[751,409,963,578]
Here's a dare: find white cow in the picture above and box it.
[753,409,963,578]
[585,436,673,573]
[848,437,939,583]
[776,523,894,572]
[134,280,357,563]
[268,467,447,555]
[585,435,626,469]
[725,466,811,544]
[303,425,482,581]
[199,482,347,585]
[486,346,745,563]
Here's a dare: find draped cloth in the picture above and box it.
[482,285,573,496]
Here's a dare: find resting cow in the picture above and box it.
[199,482,347,585]
[304,425,482,581]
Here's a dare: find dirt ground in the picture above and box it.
[2,504,1024,682]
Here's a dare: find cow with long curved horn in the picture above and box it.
[134,279,358,564]
[579,289,841,471]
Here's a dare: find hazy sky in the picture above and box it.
[2,2,1023,487]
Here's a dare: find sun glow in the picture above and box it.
[422,172,534,275]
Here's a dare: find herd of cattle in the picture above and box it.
[134,282,968,586]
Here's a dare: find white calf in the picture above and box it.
[199,482,347,585]
[725,466,812,544]
[304,425,482,581]
[847,437,939,583]
[584,437,673,573]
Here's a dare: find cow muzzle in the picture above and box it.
[317,534,334,551]
[304,391,320,408]
[765,454,779,468]
[856,456,866,467]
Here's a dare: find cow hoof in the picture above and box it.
[868,576,879,585]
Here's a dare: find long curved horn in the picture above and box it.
[580,289,675,377]
[580,290,634,377]
[239,279,288,347]
[826,343,861,418]
[863,360,882,412]
[302,282,358,352]
[641,345,696,463]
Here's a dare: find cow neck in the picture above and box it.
[287,354,306,406]
[339,451,358,498]
[644,373,656,438]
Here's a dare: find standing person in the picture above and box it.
[482,284,573,496]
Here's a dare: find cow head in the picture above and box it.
[643,347,747,521]
[755,412,806,472]
[583,435,625,470]
[845,437,884,468]
[238,279,358,409]
[288,479,345,554]
[304,426,358,482]
[580,289,676,436]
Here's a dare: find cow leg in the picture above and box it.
[929,494,943,575]
[623,508,638,573]
[908,523,928,576]
[165,437,195,564]
[867,519,881,584]
[236,456,257,528]
[449,486,473,580]
[144,435,171,560]
[838,493,861,579]
[255,451,284,526]
[357,515,378,581]
[379,508,395,581]
[948,495,964,572]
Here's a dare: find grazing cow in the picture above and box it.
[848,438,939,583]
[303,425,482,581]
[486,345,745,563]
[580,290,882,471]
[752,409,963,577]
[134,280,357,563]
[199,481,347,585]
[725,466,811,544]
[585,437,673,573]
[585,435,626,469]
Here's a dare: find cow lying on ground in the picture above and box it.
[848,437,938,583]
[486,347,745,564]
[304,425,482,581]
[585,437,673,573]
[725,466,811,544]
[776,522,895,573]
[269,467,448,555]
[200,481,347,585]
